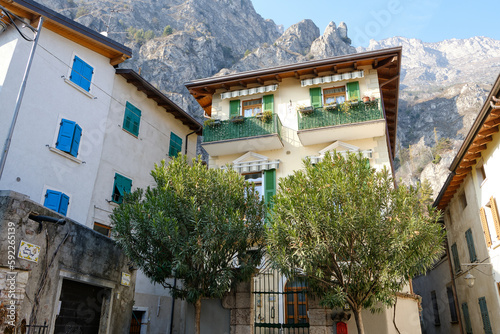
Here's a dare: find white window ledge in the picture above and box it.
[48,146,83,164]
[64,77,95,99]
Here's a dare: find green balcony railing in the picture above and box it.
[203,114,283,143]
[297,99,383,131]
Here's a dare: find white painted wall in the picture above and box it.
[0,25,115,224]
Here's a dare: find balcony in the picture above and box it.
[297,99,386,146]
[202,114,284,156]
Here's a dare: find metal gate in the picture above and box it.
[253,260,309,334]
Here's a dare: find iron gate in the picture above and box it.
[253,259,309,334]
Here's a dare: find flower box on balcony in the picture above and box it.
[230,115,245,124]
[324,103,338,112]
[298,105,314,116]
[204,118,221,127]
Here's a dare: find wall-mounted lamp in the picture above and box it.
[464,273,475,288]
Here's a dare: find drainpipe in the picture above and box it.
[184,127,202,155]
[0,16,44,181]
[169,277,177,334]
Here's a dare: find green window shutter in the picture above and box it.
[113,173,132,204]
[229,100,241,118]
[451,243,461,273]
[462,303,473,334]
[264,169,276,205]
[263,94,274,112]
[309,87,322,108]
[346,81,360,101]
[169,132,183,157]
[123,102,141,136]
[465,228,477,262]
[479,297,493,334]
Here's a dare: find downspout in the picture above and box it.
[0,16,44,180]
[168,277,177,334]
[184,127,202,155]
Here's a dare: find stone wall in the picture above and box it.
[0,190,136,333]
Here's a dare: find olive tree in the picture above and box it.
[266,152,444,334]
[111,155,265,334]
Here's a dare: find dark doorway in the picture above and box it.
[129,310,145,334]
[54,279,110,334]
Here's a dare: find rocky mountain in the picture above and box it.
[33,0,500,196]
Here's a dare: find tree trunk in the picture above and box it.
[194,297,202,334]
[353,308,365,334]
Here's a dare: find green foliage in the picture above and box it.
[266,152,444,333]
[127,27,155,44]
[75,6,89,19]
[111,155,266,304]
[163,25,173,36]
[419,179,434,208]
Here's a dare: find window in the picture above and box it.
[264,169,276,206]
[285,279,309,325]
[169,132,182,158]
[44,189,70,215]
[476,165,487,185]
[489,197,500,240]
[451,243,461,273]
[242,98,262,117]
[56,119,82,158]
[309,87,322,108]
[70,55,93,92]
[112,173,132,204]
[323,86,346,105]
[459,192,468,210]
[465,228,477,262]
[229,100,241,118]
[480,207,493,247]
[123,102,141,136]
[93,222,111,237]
[431,290,440,325]
[461,303,473,334]
[346,81,360,101]
[478,297,493,334]
[447,286,458,323]
[244,172,263,198]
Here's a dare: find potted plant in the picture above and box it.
[362,96,370,103]
[297,104,314,116]
[261,110,273,123]
[324,102,337,112]
[204,118,221,127]
[230,115,245,124]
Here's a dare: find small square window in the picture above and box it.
[93,222,111,237]
[56,119,82,157]
[123,102,141,136]
[112,173,132,204]
[70,56,93,91]
[169,132,182,158]
[44,189,70,215]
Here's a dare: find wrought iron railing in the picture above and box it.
[297,99,383,131]
[203,114,282,143]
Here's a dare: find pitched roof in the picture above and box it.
[0,0,131,65]
[116,69,202,133]
[434,74,500,210]
[185,47,402,156]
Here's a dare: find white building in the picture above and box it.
[1,1,202,333]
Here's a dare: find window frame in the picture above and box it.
[93,222,111,237]
[323,86,346,105]
[241,98,262,117]
[43,189,70,216]
[431,290,441,326]
[55,118,83,158]
[168,132,183,158]
[111,173,132,204]
[69,55,94,92]
[123,101,142,137]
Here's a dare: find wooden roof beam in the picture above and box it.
[484,117,500,128]
[478,127,499,137]
[373,56,398,69]
[275,74,282,82]
[238,81,247,88]
[471,137,493,147]
[463,152,482,161]
[459,160,476,168]
[468,144,487,154]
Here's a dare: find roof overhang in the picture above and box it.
[185,47,402,156]
[116,69,202,133]
[0,0,131,65]
[434,73,500,210]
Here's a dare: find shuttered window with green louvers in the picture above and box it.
[230,100,241,118]
[309,87,322,108]
[263,94,274,112]
[346,81,360,101]
[123,102,142,136]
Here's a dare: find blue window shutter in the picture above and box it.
[70,56,93,91]
[465,228,477,262]
[70,124,82,157]
[59,193,70,215]
[479,297,493,334]
[44,189,62,212]
[462,303,473,334]
[56,119,76,153]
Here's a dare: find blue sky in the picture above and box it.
[251,0,500,47]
